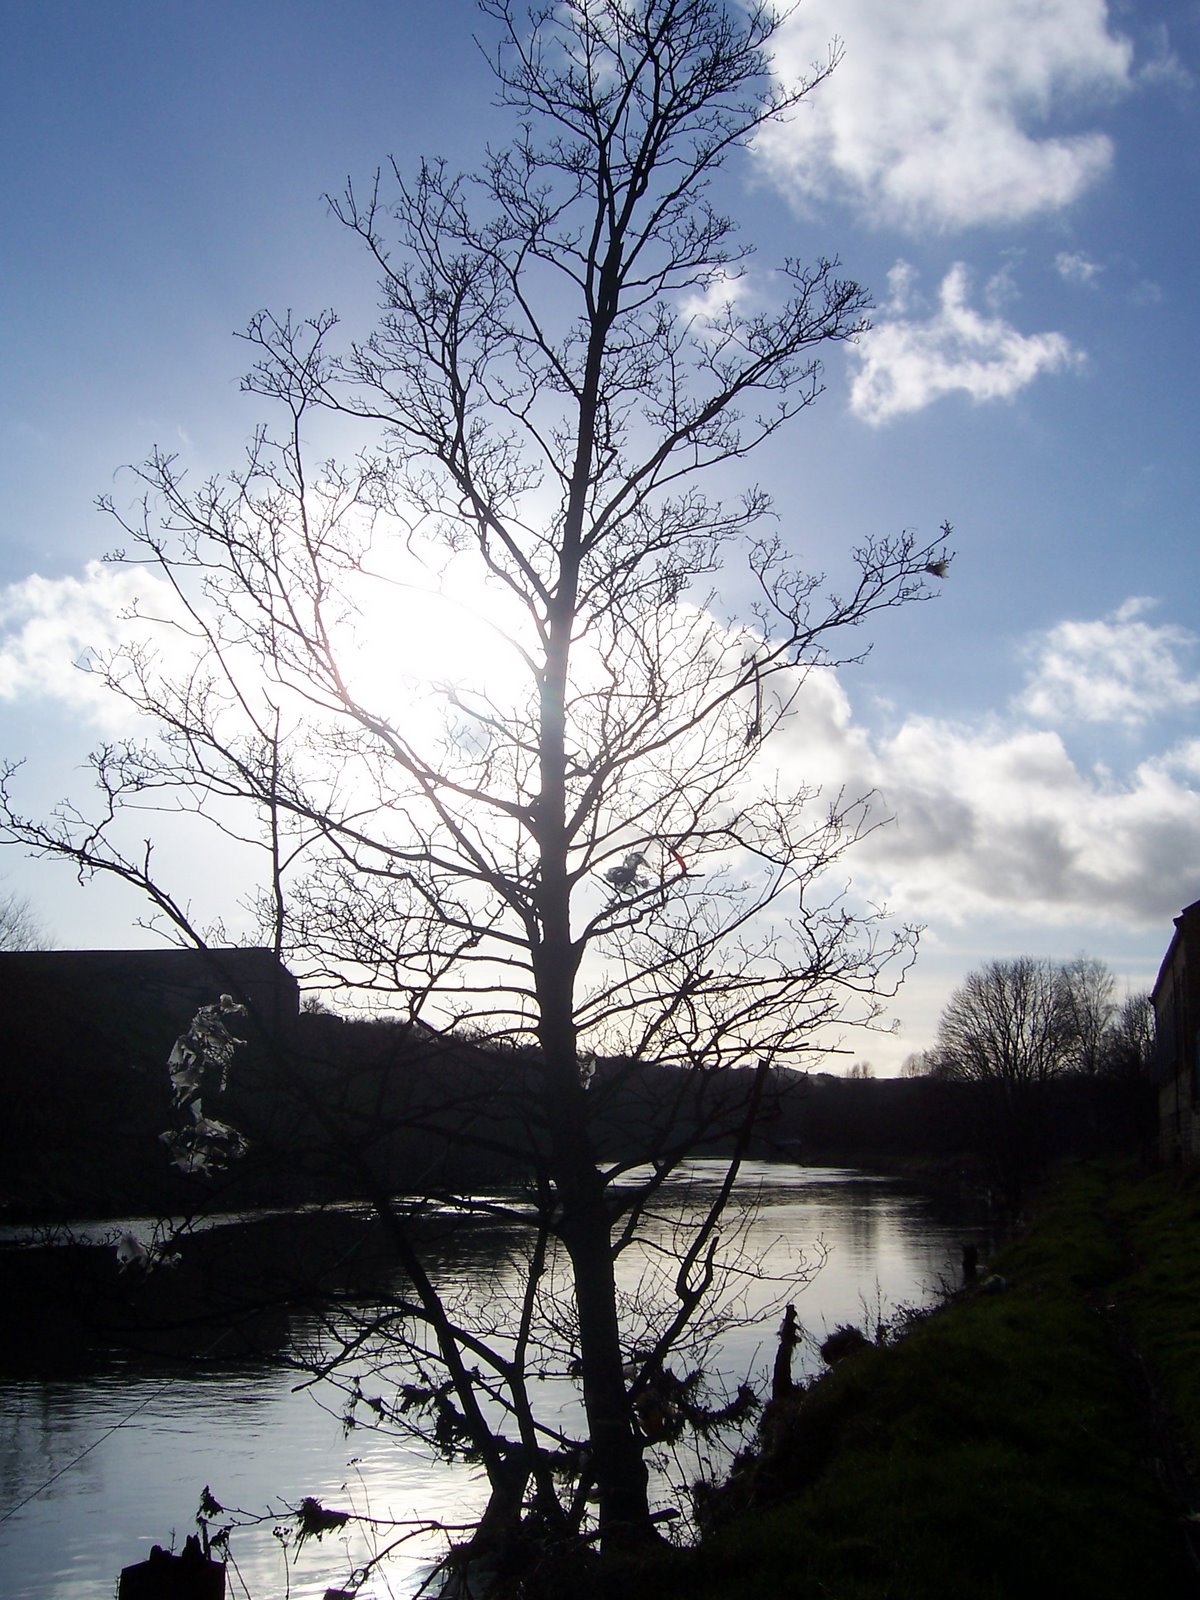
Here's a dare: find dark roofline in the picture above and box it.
[1152,899,1200,1005]
[0,946,300,1019]
[0,946,287,961]
[0,945,292,969]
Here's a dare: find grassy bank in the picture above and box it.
[558,1161,1200,1600]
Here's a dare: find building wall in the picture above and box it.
[0,946,299,1033]
[1154,902,1200,1163]
[0,947,300,1217]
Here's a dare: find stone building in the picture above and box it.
[1153,899,1200,1162]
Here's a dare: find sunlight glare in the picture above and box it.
[338,554,537,724]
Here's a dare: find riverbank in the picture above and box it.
[545,1160,1200,1600]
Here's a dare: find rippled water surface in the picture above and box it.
[1,1164,987,1599]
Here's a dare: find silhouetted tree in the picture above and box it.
[0,884,49,950]
[1059,955,1117,1077]
[899,1049,934,1078]
[934,958,1080,1094]
[1,0,949,1568]
[1100,991,1155,1082]
[930,955,1150,1199]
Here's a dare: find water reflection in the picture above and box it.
[0,1165,988,1599]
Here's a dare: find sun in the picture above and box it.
[337,552,538,725]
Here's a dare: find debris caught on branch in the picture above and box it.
[743,654,765,746]
[115,1231,151,1271]
[603,850,648,891]
[820,1324,871,1365]
[160,996,249,1177]
[293,1497,350,1549]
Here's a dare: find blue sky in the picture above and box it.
[1,0,1198,1070]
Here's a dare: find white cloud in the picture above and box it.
[1017,598,1200,727]
[747,598,1200,938]
[1162,740,1200,781]
[883,260,921,314]
[759,0,1134,231]
[4,565,1194,1008]
[984,264,1021,310]
[1055,250,1103,285]
[854,713,1200,932]
[848,263,1082,424]
[857,601,1200,931]
[679,267,749,328]
[0,562,176,732]
[0,548,546,766]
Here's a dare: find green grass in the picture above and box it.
[1110,1164,1200,1472]
[561,1161,1200,1600]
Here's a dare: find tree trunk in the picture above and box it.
[536,938,653,1545]
[558,1166,653,1544]
[531,346,654,1540]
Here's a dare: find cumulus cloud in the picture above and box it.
[854,715,1200,931]
[3,563,1195,965]
[859,601,1200,930]
[1017,598,1200,727]
[759,0,1134,231]
[0,562,175,732]
[752,600,1200,935]
[848,263,1081,424]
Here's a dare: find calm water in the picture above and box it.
[1,1165,987,1599]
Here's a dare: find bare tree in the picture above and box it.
[933,958,1081,1090]
[1101,990,1155,1082]
[1058,955,1117,1077]
[0,885,50,950]
[899,1049,935,1079]
[0,0,949,1566]
[932,956,1091,1202]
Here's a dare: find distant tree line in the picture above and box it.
[900,955,1156,1202]
[2,953,1153,1225]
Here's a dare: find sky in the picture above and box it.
[1,0,1198,1072]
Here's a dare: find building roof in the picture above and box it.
[0,946,299,1022]
[1152,899,1200,1006]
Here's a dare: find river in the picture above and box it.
[0,1163,990,1599]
